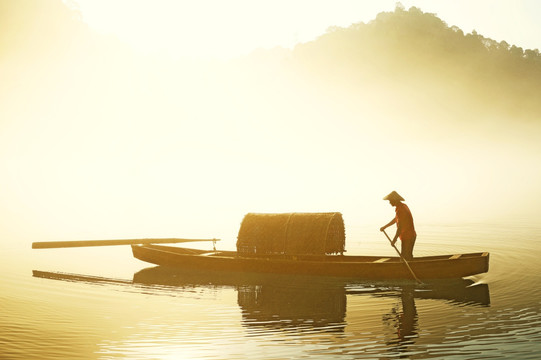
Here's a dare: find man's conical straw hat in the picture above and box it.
[383,191,405,201]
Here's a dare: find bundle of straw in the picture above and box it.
[237,212,345,256]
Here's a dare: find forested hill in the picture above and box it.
[275,6,541,121]
[3,2,540,125]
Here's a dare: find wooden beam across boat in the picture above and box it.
[32,238,220,249]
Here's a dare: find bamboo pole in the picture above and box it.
[32,238,219,249]
[382,230,423,284]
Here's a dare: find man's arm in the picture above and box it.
[380,218,396,232]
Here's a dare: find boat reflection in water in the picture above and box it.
[33,267,490,345]
[132,267,349,333]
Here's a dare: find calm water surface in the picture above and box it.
[2,223,541,359]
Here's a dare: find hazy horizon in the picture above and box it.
[1,1,540,245]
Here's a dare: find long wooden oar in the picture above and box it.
[32,238,219,249]
[382,229,423,284]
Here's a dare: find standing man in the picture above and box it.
[380,191,416,260]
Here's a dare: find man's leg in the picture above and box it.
[401,236,416,260]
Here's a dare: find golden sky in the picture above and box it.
[1,0,540,246]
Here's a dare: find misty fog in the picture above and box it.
[1,2,540,243]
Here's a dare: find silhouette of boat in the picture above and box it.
[32,213,490,281]
[131,244,489,281]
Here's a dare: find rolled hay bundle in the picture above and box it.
[237,212,345,256]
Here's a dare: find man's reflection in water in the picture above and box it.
[383,285,419,353]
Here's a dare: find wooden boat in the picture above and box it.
[32,213,490,281]
[131,244,490,281]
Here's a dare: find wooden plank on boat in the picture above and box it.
[32,238,220,249]
[373,258,391,263]
[449,254,462,259]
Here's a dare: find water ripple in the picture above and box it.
[3,224,541,359]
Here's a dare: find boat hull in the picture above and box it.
[131,245,489,280]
